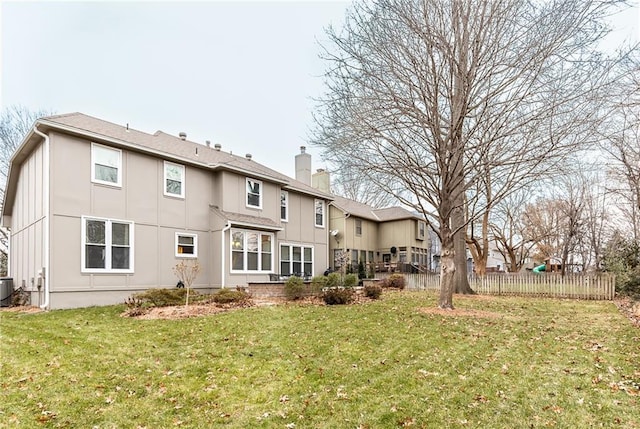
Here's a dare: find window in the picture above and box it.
[230,229,272,272]
[164,162,185,198]
[91,143,122,186]
[355,219,362,236]
[280,244,313,276]
[82,216,133,272]
[246,178,262,208]
[281,191,288,221]
[314,199,325,227]
[175,233,197,257]
[417,220,426,240]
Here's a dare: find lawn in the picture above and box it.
[1,292,638,428]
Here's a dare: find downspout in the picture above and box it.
[220,222,231,289]
[33,125,50,310]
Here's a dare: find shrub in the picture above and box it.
[311,276,328,294]
[358,260,366,280]
[123,296,147,316]
[363,284,382,299]
[132,288,189,307]
[326,272,342,288]
[211,288,251,304]
[284,276,305,300]
[382,274,406,289]
[344,273,358,288]
[322,287,355,305]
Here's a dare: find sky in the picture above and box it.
[1,0,638,179]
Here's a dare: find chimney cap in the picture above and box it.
[300,146,306,154]
[179,132,187,140]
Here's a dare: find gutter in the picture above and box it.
[33,125,50,310]
[220,222,232,289]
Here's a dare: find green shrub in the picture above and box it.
[363,284,382,299]
[132,288,190,307]
[284,276,305,300]
[322,287,355,305]
[385,274,406,289]
[344,273,358,288]
[211,288,251,304]
[311,276,328,294]
[326,272,341,288]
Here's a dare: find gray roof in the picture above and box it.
[210,207,283,231]
[43,112,331,197]
[330,195,422,222]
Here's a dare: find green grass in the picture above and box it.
[1,292,638,428]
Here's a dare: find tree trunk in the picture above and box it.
[453,204,475,294]
[438,237,456,309]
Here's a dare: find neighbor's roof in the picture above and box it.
[330,195,423,223]
[2,112,331,219]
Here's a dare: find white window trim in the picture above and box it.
[314,199,325,228]
[279,243,314,277]
[81,216,134,273]
[164,161,185,199]
[281,190,289,222]
[175,232,198,258]
[91,143,122,187]
[246,178,263,209]
[230,228,274,273]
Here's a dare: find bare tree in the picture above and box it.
[600,51,640,240]
[312,0,622,308]
[490,190,537,273]
[330,165,400,208]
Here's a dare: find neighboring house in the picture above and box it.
[308,170,431,274]
[1,113,331,309]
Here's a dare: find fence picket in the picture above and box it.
[375,272,616,300]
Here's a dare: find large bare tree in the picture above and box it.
[312,0,622,308]
[600,51,640,240]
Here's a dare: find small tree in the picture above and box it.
[173,260,201,308]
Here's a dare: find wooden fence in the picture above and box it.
[376,272,616,300]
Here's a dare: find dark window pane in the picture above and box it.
[112,223,129,246]
[86,245,105,268]
[247,193,260,207]
[262,253,271,271]
[112,247,130,269]
[86,220,105,244]
[281,262,290,275]
[232,251,244,270]
[247,252,258,270]
[166,179,182,195]
[304,262,312,276]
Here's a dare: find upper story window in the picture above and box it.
[281,191,289,222]
[91,143,122,187]
[246,178,262,209]
[314,199,325,228]
[417,220,426,240]
[175,232,197,258]
[355,219,362,236]
[231,229,273,272]
[82,216,134,273]
[164,162,185,198]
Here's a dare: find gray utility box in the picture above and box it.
[0,277,14,307]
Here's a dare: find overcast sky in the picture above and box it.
[1,1,638,179]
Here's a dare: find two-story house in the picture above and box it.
[1,113,331,309]
[307,170,431,274]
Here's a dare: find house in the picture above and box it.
[1,113,332,309]
[307,169,432,274]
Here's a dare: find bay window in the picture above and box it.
[231,229,273,272]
